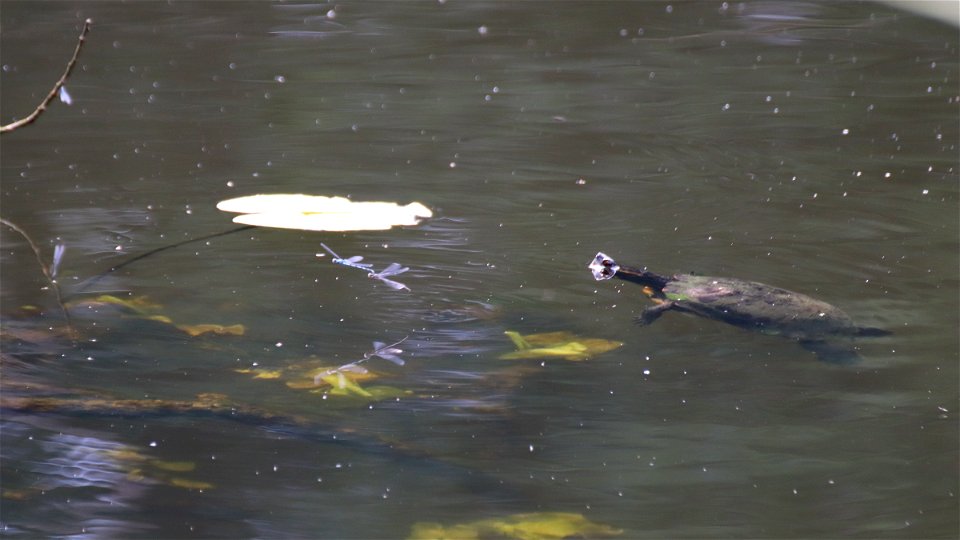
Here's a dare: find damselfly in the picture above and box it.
[363,336,408,366]
[318,242,373,272]
[314,336,409,386]
[368,262,410,291]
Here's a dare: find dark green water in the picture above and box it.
[2,2,957,538]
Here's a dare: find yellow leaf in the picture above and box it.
[499,331,622,361]
[168,477,214,490]
[499,342,590,361]
[285,379,317,390]
[150,460,196,472]
[504,330,531,350]
[409,512,622,540]
[1,488,34,501]
[319,374,374,397]
[176,323,246,337]
[89,294,163,314]
[307,366,379,384]
[217,194,432,232]
[104,448,149,462]
[235,368,283,379]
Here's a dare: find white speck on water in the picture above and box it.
[884,172,892,178]
[477,25,488,36]
[275,342,283,348]
[149,441,158,447]
[274,75,286,83]
[642,369,651,375]
[449,162,457,168]
[722,103,730,111]
[922,189,929,195]
[528,444,535,452]
[326,8,336,19]
[665,4,673,13]
[841,128,850,135]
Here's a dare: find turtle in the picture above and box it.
[588,252,890,362]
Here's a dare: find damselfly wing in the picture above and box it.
[368,262,410,291]
[365,337,407,366]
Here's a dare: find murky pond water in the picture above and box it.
[2,2,957,538]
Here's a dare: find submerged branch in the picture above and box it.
[1,19,92,134]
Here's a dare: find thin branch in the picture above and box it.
[1,19,92,134]
[69,225,256,299]
[0,218,75,336]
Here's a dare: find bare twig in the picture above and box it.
[1,19,92,134]
[69,225,256,298]
[1,218,75,336]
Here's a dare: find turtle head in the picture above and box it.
[588,252,620,280]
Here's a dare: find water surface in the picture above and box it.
[1,2,957,538]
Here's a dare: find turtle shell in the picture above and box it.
[662,274,858,340]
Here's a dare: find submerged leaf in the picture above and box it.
[168,477,214,490]
[150,460,196,472]
[65,295,244,339]
[176,323,246,337]
[409,512,622,540]
[504,330,532,350]
[315,373,374,397]
[499,331,623,361]
[216,194,432,231]
[234,368,284,380]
